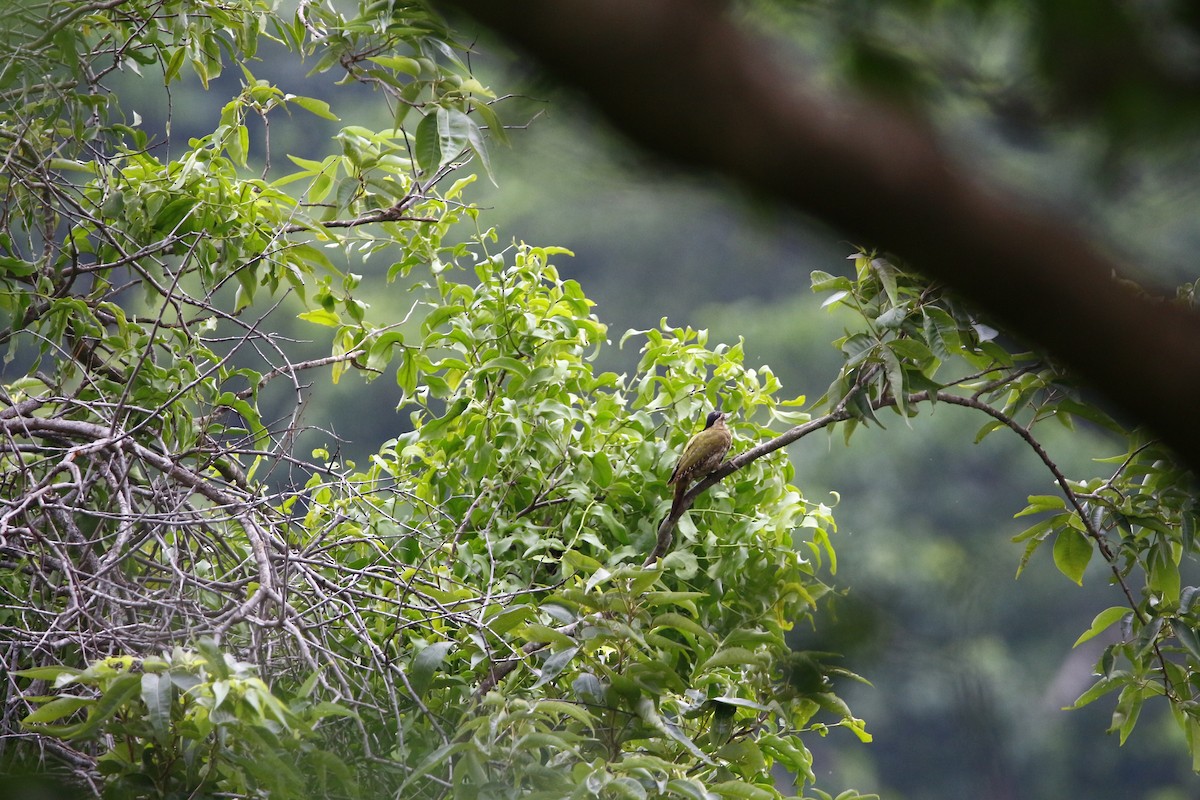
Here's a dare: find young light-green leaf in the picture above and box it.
[1053,528,1092,585]
[1073,606,1128,647]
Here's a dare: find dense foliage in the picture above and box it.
[2,0,1199,798]
[810,254,1200,765]
[0,1,859,797]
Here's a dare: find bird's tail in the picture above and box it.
[668,479,687,519]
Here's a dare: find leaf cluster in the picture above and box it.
[284,243,865,798]
[0,2,869,798]
[814,248,1200,766]
[17,641,354,799]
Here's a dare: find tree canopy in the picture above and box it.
[1,1,1199,798]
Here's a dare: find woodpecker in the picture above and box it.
[667,410,731,516]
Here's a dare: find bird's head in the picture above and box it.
[704,410,728,429]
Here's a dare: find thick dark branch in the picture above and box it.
[443,0,1200,474]
[641,382,1181,697]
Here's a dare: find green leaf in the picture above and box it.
[285,153,328,173]
[141,672,173,739]
[1174,622,1200,663]
[227,124,249,167]
[484,603,534,635]
[1052,528,1092,585]
[666,778,715,800]
[396,348,419,396]
[397,741,471,794]
[297,308,342,327]
[366,331,405,373]
[1015,495,1067,517]
[922,308,953,361]
[661,549,698,579]
[21,696,92,725]
[1073,606,1129,647]
[437,108,473,168]
[716,739,768,775]
[590,451,613,487]
[287,95,340,120]
[810,270,853,292]
[478,355,530,378]
[151,197,197,235]
[516,624,578,649]
[13,666,82,682]
[0,256,38,277]
[1185,716,1200,774]
[880,345,906,417]
[532,699,594,728]
[709,780,774,800]
[875,307,906,330]
[410,642,453,698]
[1182,585,1200,615]
[305,46,343,77]
[635,697,714,765]
[651,613,714,642]
[1012,515,1058,544]
[367,55,422,76]
[1054,397,1124,434]
[1135,615,1165,658]
[532,646,579,689]
[698,647,762,672]
[164,46,187,82]
[759,733,813,779]
[1149,543,1182,603]
[1112,684,1146,744]
[30,674,141,740]
[1065,673,1130,710]
[197,638,229,679]
[973,419,1004,443]
[820,289,850,309]
[872,257,899,306]
[414,107,473,174]
[888,338,932,364]
[470,97,509,145]
[419,397,470,441]
[414,111,442,174]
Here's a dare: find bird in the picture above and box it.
[667,409,732,517]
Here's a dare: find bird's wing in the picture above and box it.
[668,433,698,485]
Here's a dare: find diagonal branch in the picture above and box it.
[639,381,1180,700]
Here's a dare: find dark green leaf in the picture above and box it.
[1174,622,1200,663]
[635,697,713,765]
[414,111,441,173]
[532,646,579,689]
[410,642,453,698]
